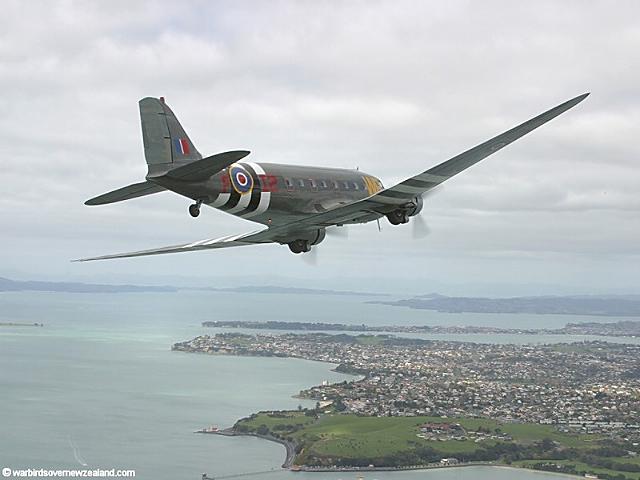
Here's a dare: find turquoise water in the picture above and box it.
[0,290,626,479]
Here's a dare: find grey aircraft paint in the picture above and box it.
[153,161,384,227]
[78,93,589,260]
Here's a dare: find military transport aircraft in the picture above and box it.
[77,93,588,261]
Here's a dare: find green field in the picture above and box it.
[240,411,314,429]
[299,415,480,458]
[234,411,638,478]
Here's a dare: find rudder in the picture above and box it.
[139,97,202,169]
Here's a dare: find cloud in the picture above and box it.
[0,0,638,292]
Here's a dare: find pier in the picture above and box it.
[201,469,279,479]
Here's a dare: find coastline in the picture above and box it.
[195,430,589,480]
[492,465,587,479]
[297,464,589,478]
[200,428,296,468]
[0,322,44,327]
[179,339,636,480]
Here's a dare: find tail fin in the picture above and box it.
[139,97,202,169]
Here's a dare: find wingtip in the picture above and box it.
[574,92,590,102]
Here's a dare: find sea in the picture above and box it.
[2,290,638,480]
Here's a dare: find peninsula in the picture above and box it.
[374,293,640,317]
[202,319,640,337]
[175,332,640,479]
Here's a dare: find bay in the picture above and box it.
[1,290,629,479]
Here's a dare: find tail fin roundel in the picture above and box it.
[139,97,202,168]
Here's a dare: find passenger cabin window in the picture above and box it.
[297,179,305,188]
[309,179,318,190]
[351,181,360,190]
[284,178,294,190]
[320,180,328,189]
[343,181,350,190]
[332,180,339,190]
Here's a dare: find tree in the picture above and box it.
[539,437,555,451]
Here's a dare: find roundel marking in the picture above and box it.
[229,164,254,194]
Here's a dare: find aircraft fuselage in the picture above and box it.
[152,162,384,227]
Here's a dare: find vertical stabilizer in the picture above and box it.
[139,97,202,169]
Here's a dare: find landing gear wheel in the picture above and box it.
[288,239,311,254]
[189,203,201,218]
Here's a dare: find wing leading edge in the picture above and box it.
[369,92,590,206]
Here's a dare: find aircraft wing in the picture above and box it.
[265,92,590,232]
[368,92,590,206]
[73,229,274,262]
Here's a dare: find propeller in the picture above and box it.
[410,186,443,239]
[412,213,431,239]
[301,247,319,266]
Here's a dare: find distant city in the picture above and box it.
[203,319,640,337]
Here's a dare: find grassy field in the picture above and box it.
[499,422,597,448]
[240,411,314,429]
[234,411,638,478]
[299,415,480,457]
[237,412,596,456]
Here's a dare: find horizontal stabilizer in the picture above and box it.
[151,150,250,181]
[85,181,166,206]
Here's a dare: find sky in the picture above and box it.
[0,0,638,295]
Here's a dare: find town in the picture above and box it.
[173,333,640,434]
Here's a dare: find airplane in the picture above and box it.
[77,93,589,261]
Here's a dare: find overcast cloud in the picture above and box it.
[0,0,638,294]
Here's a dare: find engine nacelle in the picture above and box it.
[308,228,326,246]
[405,196,424,217]
[284,228,326,254]
[386,197,423,225]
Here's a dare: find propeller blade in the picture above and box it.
[411,185,443,239]
[301,248,318,266]
[412,213,431,239]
